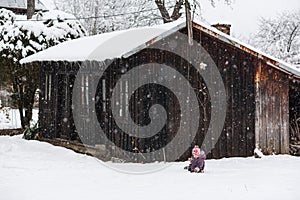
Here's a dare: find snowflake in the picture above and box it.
[199,62,207,70]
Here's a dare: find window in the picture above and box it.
[81,74,89,113]
[125,80,129,120]
[102,79,106,112]
[119,80,123,117]
[117,80,129,118]
[45,74,52,101]
[65,75,69,108]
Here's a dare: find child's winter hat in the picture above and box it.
[192,145,200,155]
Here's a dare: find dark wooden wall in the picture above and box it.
[289,78,300,147]
[195,28,255,158]
[39,61,79,141]
[38,26,293,161]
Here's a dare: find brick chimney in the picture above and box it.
[212,24,231,35]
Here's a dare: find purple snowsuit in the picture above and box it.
[189,153,206,173]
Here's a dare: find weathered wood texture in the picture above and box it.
[196,29,255,158]
[38,26,293,161]
[39,137,110,161]
[0,129,24,136]
[254,60,290,154]
[39,61,79,140]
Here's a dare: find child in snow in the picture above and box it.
[187,145,206,173]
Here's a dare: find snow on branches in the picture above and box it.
[53,0,163,35]
[250,10,300,65]
[0,8,87,64]
[0,8,87,128]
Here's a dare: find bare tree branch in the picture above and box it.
[250,10,300,64]
[155,0,171,23]
[170,0,184,21]
[287,25,299,52]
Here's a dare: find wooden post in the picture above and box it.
[27,0,35,19]
[185,0,193,46]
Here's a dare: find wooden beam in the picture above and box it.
[185,0,193,45]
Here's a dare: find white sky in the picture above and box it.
[200,0,300,39]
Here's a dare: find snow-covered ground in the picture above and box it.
[0,135,299,200]
[0,108,38,129]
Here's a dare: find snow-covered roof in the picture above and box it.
[20,20,185,64]
[190,20,300,77]
[20,19,300,77]
[0,0,47,11]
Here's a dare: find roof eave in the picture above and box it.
[122,22,186,59]
[193,22,300,78]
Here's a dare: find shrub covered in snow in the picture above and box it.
[0,8,87,63]
[0,8,87,128]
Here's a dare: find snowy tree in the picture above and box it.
[0,8,87,128]
[52,0,233,35]
[154,0,185,23]
[250,10,300,65]
[52,0,162,35]
[154,0,232,23]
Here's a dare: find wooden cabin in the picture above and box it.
[20,20,300,161]
[0,0,47,15]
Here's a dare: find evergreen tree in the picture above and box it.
[0,8,87,128]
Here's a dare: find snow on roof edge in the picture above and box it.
[121,19,300,77]
[20,20,185,64]
[20,19,299,77]
[122,21,186,59]
[191,19,300,77]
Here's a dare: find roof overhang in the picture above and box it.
[20,19,300,78]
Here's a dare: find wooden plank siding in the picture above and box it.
[254,60,290,154]
[196,28,255,158]
[38,26,293,161]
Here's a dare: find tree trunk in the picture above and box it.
[171,0,184,21]
[18,82,26,128]
[185,0,193,45]
[287,25,298,53]
[9,62,38,129]
[23,73,38,128]
[10,66,26,128]
[155,0,171,23]
[27,0,35,19]
[155,0,184,23]
[22,64,39,128]
[92,0,99,35]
